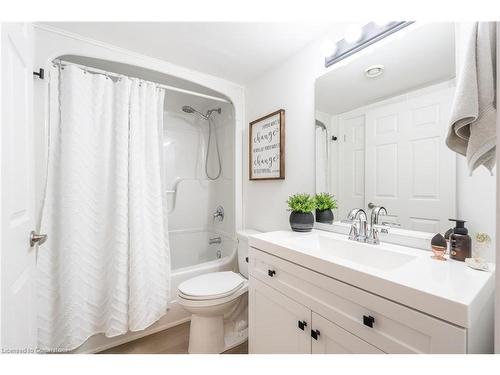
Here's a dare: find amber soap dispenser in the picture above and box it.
[448,219,471,261]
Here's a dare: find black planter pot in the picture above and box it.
[289,211,314,232]
[315,209,334,224]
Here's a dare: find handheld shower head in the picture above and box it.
[182,105,196,114]
[181,104,223,180]
[182,105,208,119]
[182,105,221,120]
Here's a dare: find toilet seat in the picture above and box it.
[178,271,247,301]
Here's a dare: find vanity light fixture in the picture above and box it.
[324,21,413,67]
[321,40,338,59]
[344,24,364,43]
[364,64,385,78]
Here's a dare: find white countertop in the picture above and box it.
[249,230,495,328]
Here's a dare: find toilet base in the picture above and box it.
[187,315,249,354]
[188,314,225,354]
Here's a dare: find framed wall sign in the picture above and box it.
[249,109,285,180]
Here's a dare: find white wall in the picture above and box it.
[455,23,496,262]
[244,26,345,231]
[244,22,496,263]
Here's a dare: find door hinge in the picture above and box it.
[33,68,45,80]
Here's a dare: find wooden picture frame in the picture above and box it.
[249,109,285,180]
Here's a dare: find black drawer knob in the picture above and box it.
[311,329,320,340]
[245,256,248,263]
[363,315,375,328]
[298,320,307,330]
[267,269,276,277]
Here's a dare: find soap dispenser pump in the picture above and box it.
[448,219,471,261]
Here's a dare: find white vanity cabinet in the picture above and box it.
[248,240,491,354]
[250,277,310,353]
[311,312,384,354]
[249,276,384,354]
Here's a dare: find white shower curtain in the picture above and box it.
[315,126,329,193]
[37,65,170,351]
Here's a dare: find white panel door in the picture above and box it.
[365,87,455,233]
[249,277,311,354]
[0,23,37,350]
[339,114,365,221]
[311,312,384,354]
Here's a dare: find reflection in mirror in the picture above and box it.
[315,22,475,234]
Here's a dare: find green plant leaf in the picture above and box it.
[314,192,338,211]
[286,193,316,213]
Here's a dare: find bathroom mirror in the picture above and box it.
[315,23,461,235]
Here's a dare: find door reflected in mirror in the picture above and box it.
[315,22,458,234]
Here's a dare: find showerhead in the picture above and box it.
[181,105,221,119]
[182,105,196,114]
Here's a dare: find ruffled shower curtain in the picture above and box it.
[37,65,170,351]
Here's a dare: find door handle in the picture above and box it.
[30,231,47,247]
[311,329,320,340]
[267,269,276,277]
[298,320,307,330]
[363,315,375,328]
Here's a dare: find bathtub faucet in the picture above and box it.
[213,206,224,222]
[209,236,222,245]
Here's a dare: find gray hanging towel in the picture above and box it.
[446,22,497,174]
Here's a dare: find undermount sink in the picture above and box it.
[286,233,416,271]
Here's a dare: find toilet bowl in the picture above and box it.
[177,229,259,354]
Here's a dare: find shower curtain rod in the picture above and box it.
[53,59,231,104]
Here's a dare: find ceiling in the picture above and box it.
[315,23,456,115]
[41,22,334,84]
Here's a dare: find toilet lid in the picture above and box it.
[178,271,245,300]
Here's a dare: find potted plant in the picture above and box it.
[286,193,316,232]
[314,192,337,224]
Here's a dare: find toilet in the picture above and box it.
[177,229,259,354]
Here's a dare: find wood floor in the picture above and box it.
[99,321,248,354]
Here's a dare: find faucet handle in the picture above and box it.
[366,226,381,244]
[373,224,391,234]
[380,221,400,228]
[348,222,359,240]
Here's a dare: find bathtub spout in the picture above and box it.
[209,236,222,245]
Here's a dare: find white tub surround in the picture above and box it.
[248,230,494,354]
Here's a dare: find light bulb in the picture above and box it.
[344,24,364,43]
[322,40,338,57]
[374,20,392,27]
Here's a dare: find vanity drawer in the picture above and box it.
[249,247,466,353]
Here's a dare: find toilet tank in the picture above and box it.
[236,229,261,278]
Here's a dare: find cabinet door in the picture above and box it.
[311,312,383,354]
[249,277,311,354]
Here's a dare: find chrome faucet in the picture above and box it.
[209,236,222,245]
[367,206,387,245]
[370,205,387,226]
[345,206,392,245]
[213,205,224,222]
[346,208,368,242]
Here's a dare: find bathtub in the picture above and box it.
[72,229,237,353]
